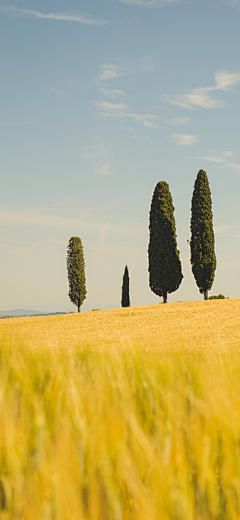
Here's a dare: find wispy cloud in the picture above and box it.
[166,116,190,125]
[222,151,233,157]
[0,208,146,241]
[214,225,240,239]
[195,150,240,172]
[171,133,198,146]
[94,223,109,257]
[228,162,240,171]
[94,164,113,176]
[94,59,155,128]
[94,101,158,127]
[100,89,126,98]
[197,150,233,163]
[97,64,126,82]
[95,101,129,111]
[204,155,225,163]
[0,209,100,232]
[118,0,176,6]
[96,59,153,84]
[78,138,113,175]
[0,7,107,26]
[214,225,232,235]
[214,71,240,90]
[163,71,240,110]
[79,138,111,162]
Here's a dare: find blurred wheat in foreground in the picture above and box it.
[1,342,240,519]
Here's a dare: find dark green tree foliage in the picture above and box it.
[209,294,228,300]
[66,237,87,312]
[190,169,216,300]
[121,265,130,307]
[148,182,183,303]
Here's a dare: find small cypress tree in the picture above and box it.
[190,169,216,300]
[148,181,183,303]
[121,266,130,307]
[66,237,87,312]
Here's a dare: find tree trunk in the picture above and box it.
[204,289,208,300]
[163,293,167,304]
[78,304,81,312]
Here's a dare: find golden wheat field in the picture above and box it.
[1,298,240,351]
[1,299,240,519]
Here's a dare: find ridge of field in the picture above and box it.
[1,298,240,351]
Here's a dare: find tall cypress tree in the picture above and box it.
[190,169,216,300]
[121,266,130,307]
[148,181,183,303]
[66,237,87,312]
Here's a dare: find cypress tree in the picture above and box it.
[121,265,130,307]
[66,237,87,312]
[190,169,216,300]
[148,181,183,303]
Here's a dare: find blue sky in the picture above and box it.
[1,0,240,310]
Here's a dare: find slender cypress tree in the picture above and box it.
[190,169,216,300]
[148,181,183,303]
[66,237,87,312]
[121,265,130,307]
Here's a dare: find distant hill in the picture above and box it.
[0,309,65,317]
[0,304,119,316]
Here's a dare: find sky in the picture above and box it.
[1,0,240,311]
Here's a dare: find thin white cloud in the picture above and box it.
[94,223,109,258]
[98,64,125,82]
[198,154,226,164]
[193,150,240,173]
[79,138,111,162]
[106,112,158,127]
[166,116,190,125]
[95,101,129,111]
[0,209,100,232]
[214,71,240,91]
[94,164,113,176]
[96,59,153,84]
[0,209,146,240]
[100,89,126,98]
[171,133,198,146]
[229,162,240,171]
[94,100,158,127]
[222,151,233,157]
[164,90,223,110]
[79,138,113,175]
[197,150,235,164]
[118,0,176,6]
[163,71,240,110]
[0,7,106,26]
[214,225,232,235]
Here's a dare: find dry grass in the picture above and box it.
[0,298,240,351]
[1,300,240,519]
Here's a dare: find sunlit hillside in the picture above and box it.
[1,298,240,351]
[1,300,240,519]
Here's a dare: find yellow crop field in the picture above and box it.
[1,298,240,351]
[1,299,240,519]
